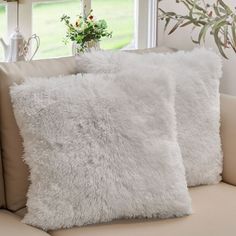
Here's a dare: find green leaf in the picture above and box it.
[198,22,212,43]
[217,0,232,15]
[223,25,228,48]
[213,4,221,16]
[168,19,184,35]
[212,17,227,32]
[182,1,191,11]
[214,35,228,59]
[232,21,236,49]
[191,36,200,44]
[164,18,171,31]
[180,20,193,27]
[219,7,227,14]
[158,8,166,15]
[165,12,178,17]
[213,20,228,59]
[185,0,207,13]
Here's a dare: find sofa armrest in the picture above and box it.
[220,94,236,186]
[0,146,5,207]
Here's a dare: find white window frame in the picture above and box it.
[135,0,158,48]
[0,0,16,39]
[148,0,158,48]
[3,0,158,53]
[83,0,158,48]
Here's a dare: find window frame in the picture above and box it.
[0,0,8,61]
[82,0,158,49]
[7,2,18,38]
[0,0,16,39]
[3,0,158,58]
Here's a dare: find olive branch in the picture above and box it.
[159,0,236,59]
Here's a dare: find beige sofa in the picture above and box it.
[0,54,236,236]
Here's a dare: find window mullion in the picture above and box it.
[81,0,91,16]
[6,2,17,38]
[148,0,158,48]
[18,0,32,39]
[134,0,158,49]
[134,0,149,49]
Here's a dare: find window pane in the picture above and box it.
[32,0,80,59]
[0,4,7,61]
[33,0,134,59]
[92,0,134,50]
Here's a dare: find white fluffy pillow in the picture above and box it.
[10,70,191,231]
[76,48,223,186]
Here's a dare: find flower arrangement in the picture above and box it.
[159,0,236,59]
[61,10,112,53]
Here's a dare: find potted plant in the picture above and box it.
[61,10,112,54]
[159,0,236,59]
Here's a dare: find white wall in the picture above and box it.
[158,0,236,96]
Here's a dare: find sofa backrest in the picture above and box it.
[0,57,78,211]
[220,94,236,186]
[1,47,235,213]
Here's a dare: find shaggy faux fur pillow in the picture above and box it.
[76,48,223,186]
[10,70,191,231]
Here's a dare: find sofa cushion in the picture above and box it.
[50,183,236,236]
[0,210,49,236]
[76,48,223,186]
[11,69,191,230]
[0,57,78,211]
[0,47,174,212]
[221,94,236,186]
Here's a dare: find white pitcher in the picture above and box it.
[0,28,40,62]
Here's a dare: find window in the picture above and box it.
[92,0,134,50]
[0,0,157,61]
[32,1,81,59]
[32,0,134,59]
[0,2,7,61]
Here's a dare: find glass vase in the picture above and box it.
[72,40,100,55]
